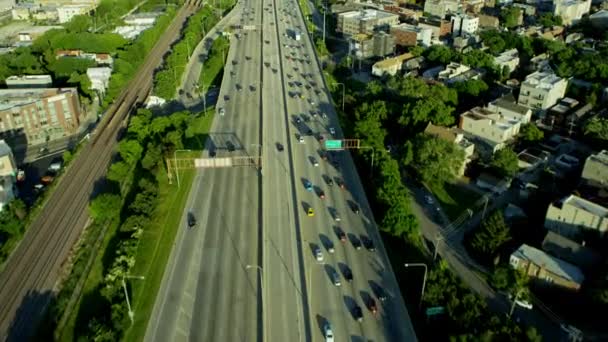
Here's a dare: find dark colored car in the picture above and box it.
[337,228,346,243]
[276,143,284,152]
[324,174,333,186]
[317,189,325,199]
[368,298,378,316]
[375,286,387,301]
[351,235,362,250]
[187,212,197,227]
[307,129,313,136]
[336,178,345,189]
[350,202,360,214]
[361,235,375,251]
[226,141,235,152]
[353,305,363,322]
[343,265,353,282]
[209,150,217,158]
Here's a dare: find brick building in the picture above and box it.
[390,23,432,47]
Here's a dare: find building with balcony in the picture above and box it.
[336,9,399,36]
[545,194,608,239]
[390,23,432,47]
[450,13,479,36]
[0,88,83,147]
[424,0,460,18]
[510,244,585,291]
[6,75,53,89]
[458,106,522,153]
[518,71,568,110]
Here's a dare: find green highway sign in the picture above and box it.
[425,306,445,316]
[325,140,343,150]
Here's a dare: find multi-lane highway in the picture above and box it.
[0,2,202,340]
[147,0,417,340]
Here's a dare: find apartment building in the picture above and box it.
[494,48,520,74]
[57,4,93,23]
[424,123,475,175]
[545,194,608,239]
[458,106,522,152]
[390,23,432,47]
[424,0,460,18]
[86,67,112,97]
[6,75,53,89]
[510,244,585,291]
[553,0,591,25]
[450,13,479,36]
[518,71,568,110]
[0,88,82,146]
[478,14,500,28]
[382,5,421,21]
[418,17,453,39]
[581,150,608,189]
[487,94,532,124]
[336,9,399,36]
[0,140,16,212]
[349,32,395,59]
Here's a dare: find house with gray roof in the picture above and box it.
[542,231,601,270]
[510,244,585,291]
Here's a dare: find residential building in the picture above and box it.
[371,53,414,77]
[529,53,551,72]
[0,88,83,146]
[464,0,486,13]
[487,93,532,123]
[545,194,608,239]
[510,244,585,291]
[0,140,16,212]
[518,71,568,110]
[552,0,591,25]
[438,62,483,83]
[453,34,481,52]
[458,106,522,152]
[336,9,399,36]
[478,13,500,27]
[513,2,537,15]
[5,75,53,89]
[390,23,432,47]
[476,172,511,193]
[86,67,112,97]
[494,48,520,74]
[424,123,475,175]
[418,17,453,39]
[123,12,160,26]
[31,6,58,21]
[349,32,395,59]
[589,9,608,29]
[55,49,113,66]
[382,5,421,21]
[581,150,608,189]
[57,4,92,23]
[14,26,62,43]
[424,0,460,18]
[450,13,479,36]
[542,231,601,270]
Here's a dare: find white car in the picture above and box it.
[218,108,225,116]
[314,246,323,261]
[323,322,334,342]
[311,157,319,167]
[298,135,305,143]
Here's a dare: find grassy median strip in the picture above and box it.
[198,35,230,90]
[122,112,214,342]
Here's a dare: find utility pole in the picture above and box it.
[122,275,145,325]
[404,263,427,310]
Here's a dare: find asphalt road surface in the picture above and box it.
[146,0,417,340]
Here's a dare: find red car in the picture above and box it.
[318,190,325,199]
[368,298,378,316]
[336,178,345,189]
[337,229,347,243]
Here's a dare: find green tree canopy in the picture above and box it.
[89,193,122,222]
[117,139,143,166]
[469,211,512,260]
[424,45,455,65]
[500,7,522,29]
[538,13,563,28]
[411,134,465,184]
[490,147,519,178]
[519,123,544,142]
[65,15,92,33]
[353,101,388,151]
[583,117,608,141]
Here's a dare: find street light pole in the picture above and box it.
[404,263,427,310]
[121,275,145,326]
[322,3,326,44]
[174,149,192,188]
[246,265,264,342]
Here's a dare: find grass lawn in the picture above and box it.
[428,181,481,221]
[198,36,229,90]
[122,111,214,342]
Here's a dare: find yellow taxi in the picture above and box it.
[307,208,315,216]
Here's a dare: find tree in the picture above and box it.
[452,79,489,97]
[63,150,73,165]
[519,123,544,142]
[538,13,562,28]
[107,161,131,183]
[89,193,122,222]
[501,7,522,29]
[8,199,27,220]
[409,45,424,57]
[490,147,519,177]
[117,139,143,166]
[469,211,512,260]
[583,117,608,141]
[411,134,465,185]
[65,15,92,33]
[424,45,455,65]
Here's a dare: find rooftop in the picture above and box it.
[586,150,608,167]
[0,88,77,112]
[373,52,413,69]
[391,23,425,33]
[462,107,518,130]
[522,71,566,91]
[559,194,608,217]
[490,93,530,115]
[513,244,585,284]
[542,231,600,269]
[494,48,519,64]
[339,9,397,21]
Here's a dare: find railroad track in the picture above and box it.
[0,1,201,340]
